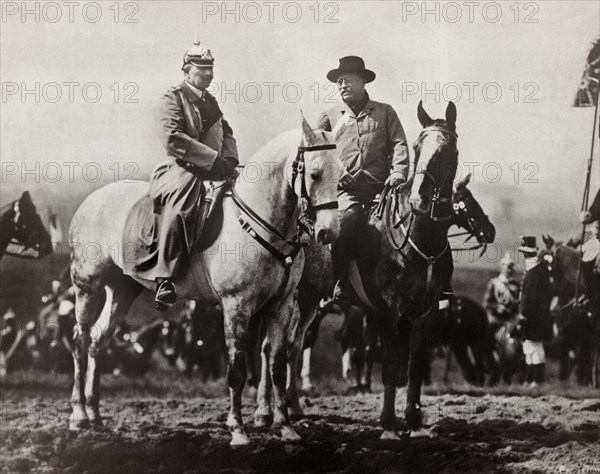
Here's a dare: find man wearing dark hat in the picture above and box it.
[518,237,555,386]
[318,56,410,302]
[149,42,239,310]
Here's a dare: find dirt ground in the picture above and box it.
[1,371,599,474]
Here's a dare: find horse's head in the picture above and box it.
[12,192,52,256]
[410,101,458,219]
[452,173,496,244]
[294,113,343,244]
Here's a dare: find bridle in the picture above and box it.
[229,142,338,269]
[412,126,458,222]
[448,191,491,257]
[2,199,34,248]
[291,144,339,236]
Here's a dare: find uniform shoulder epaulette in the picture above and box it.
[167,85,182,93]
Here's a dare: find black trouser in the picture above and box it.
[331,203,369,282]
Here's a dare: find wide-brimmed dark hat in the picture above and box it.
[327,56,376,83]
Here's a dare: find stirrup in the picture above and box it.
[332,280,350,305]
[155,280,176,311]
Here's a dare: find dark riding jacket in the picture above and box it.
[519,263,554,342]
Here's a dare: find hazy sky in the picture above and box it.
[1,0,599,247]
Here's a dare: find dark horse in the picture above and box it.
[543,235,595,385]
[257,101,461,438]
[0,192,51,258]
[292,172,496,394]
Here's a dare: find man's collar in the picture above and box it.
[180,81,206,102]
[342,92,373,117]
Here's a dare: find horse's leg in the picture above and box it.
[452,341,476,385]
[363,312,378,392]
[85,280,142,426]
[70,282,105,430]
[378,310,401,440]
[223,300,251,446]
[265,294,301,443]
[285,299,312,419]
[405,314,432,437]
[397,315,410,388]
[255,330,273,427]
[301,306,325,391]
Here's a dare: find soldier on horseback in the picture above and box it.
[317,56,410,303]
[148,42,239,310]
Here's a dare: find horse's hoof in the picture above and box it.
[89,417,104,428]
[380,430,402,441]
[69,418,91,431]
[230,431,250,446]
[409,428,434,438]
[254,412,273,428]
[280,426,302,443]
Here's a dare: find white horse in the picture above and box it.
[67,116,342,445]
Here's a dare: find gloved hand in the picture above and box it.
[339,170,357,191]
[385,171,407,188]
[210,157,238,180]
[579,210,592,224]
[223,157,240,180]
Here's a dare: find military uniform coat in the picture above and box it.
[146,81,238,279]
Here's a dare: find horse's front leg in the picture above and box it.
[377,310,401,440]
[223,302,250,446]
[254,334,273,427]
[405,315,433,437]
[265,294,301,442]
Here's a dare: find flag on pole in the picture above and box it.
[574,39,600,107]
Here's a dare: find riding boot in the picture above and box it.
[534,363,545,384]
[155,279,177,311]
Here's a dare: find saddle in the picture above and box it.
[122,180,230,278]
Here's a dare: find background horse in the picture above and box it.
[67,117,342,446]
[543,235,595,385]
[0,191,51,258]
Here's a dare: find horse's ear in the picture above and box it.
[455,172,471,190]
[542,233,554,249]
[20,191,33,207]
[300,110,316,145]
[445,101,457,129]
[417,100,434,128]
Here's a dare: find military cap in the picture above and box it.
[182,42,214,70]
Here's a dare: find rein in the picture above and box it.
[377,184,448,295]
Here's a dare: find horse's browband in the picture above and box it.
[297,144,337,152]
[418,126,458,140]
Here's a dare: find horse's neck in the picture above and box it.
[235,160,299,239]
[411,216,450,254]
[0,204,15,253]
